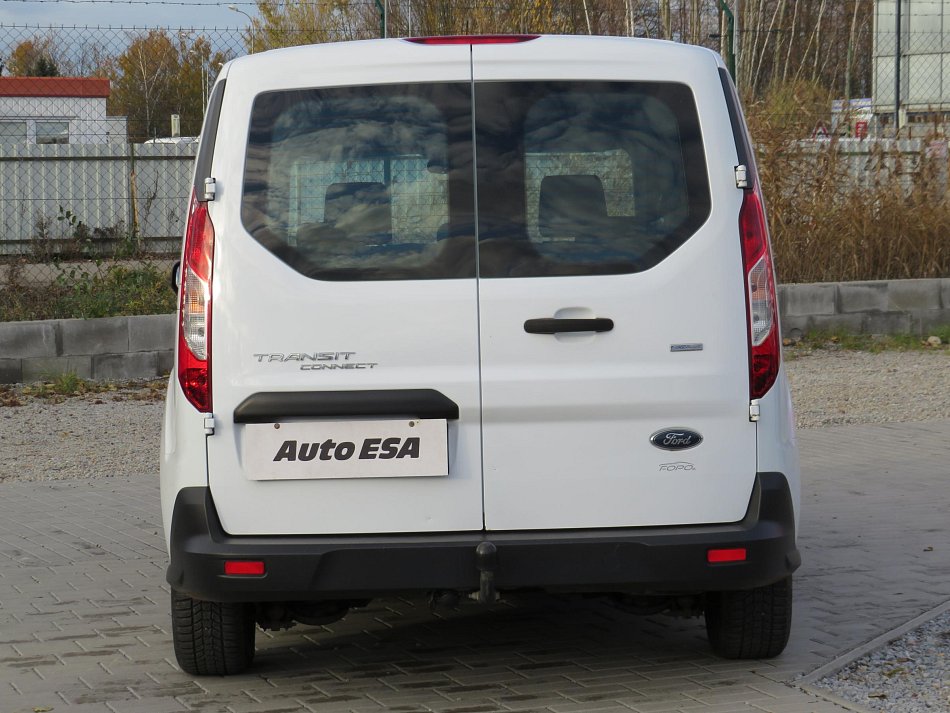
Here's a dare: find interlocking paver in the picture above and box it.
[1,419,949,713]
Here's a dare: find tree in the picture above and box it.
[7,36,62,76]
[109,30,227,141]
[245,0,359,51]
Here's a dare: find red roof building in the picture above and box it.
[0,76,125,145]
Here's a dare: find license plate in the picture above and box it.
[243,419,448,480]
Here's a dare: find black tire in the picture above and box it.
[171,590,256,675]
[704,576,793,659]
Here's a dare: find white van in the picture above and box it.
[161,34,801,676]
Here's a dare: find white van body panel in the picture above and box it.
[473,39,756,529]
[166,35,798,538]
[205,42,484,535]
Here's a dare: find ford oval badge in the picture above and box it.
[650,428,703,451]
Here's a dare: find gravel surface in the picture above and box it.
[0,382,164,482]
[817,609,950,712]
[0,348,948,711]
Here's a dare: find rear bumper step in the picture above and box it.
[167,472,800,602]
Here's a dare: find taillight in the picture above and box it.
[178,190,214,412]
[739,185,780,400]
[406,35,539,45]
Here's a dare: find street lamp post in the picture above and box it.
[228,4,256,53]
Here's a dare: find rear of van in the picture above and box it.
[161,35,800,676]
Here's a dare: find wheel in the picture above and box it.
[171,590,256,675]
[704,576,792,659]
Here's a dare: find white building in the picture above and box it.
[0,77,127,145]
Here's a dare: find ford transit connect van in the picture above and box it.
[161,34,801,676]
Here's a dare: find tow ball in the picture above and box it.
[475,541,498,604]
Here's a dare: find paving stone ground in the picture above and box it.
[1,420,949,713]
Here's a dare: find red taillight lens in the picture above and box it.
[707,548,747,564]
[406,35,539,45]
[224,560,265,576]
[739,187,780,400]
[178,191,214,412]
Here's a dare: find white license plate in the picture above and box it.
[243,419,448,480]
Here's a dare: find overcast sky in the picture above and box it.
[0,0,257,30]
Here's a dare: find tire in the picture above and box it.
[704,576,792,659]
[171,590,256,675]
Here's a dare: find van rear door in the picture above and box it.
[205,43,483,536]
[472,38,758,530]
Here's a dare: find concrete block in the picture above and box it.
[92,351,159,381]
[779,283,837,317]
[887,279,941,311]
[809,313,865,334]
[864,310,912,335]
[941,278,950,308]
[21,356,74,383]
[838,281,888,313]
[157,349,174,377]
[0,320,58,358]
[916,309,950,335]
[0,358,22,384]
[129,314,175,353]
[779,314,812,340]
[61,316,129,356]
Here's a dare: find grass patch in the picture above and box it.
[0,262,175,322]
[7,377,166,406]
[787,329,950,353]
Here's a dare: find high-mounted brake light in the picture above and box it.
[739,183,780,400]
[406,35,539,45]
[178,190,214,412]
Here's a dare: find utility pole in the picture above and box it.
[894,0,902,136]
[374,0,387,38]
[717,0,736,82]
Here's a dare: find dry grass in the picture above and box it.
[746,81,950,284]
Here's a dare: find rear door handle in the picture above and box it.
[523,318,614,334]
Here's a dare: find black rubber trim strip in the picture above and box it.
[193,79,226,199]
[524,318,614,334]
[718,67,753,171]
[233,389,459,423]
[166,472,800,602]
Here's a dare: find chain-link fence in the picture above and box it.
[0,2,948,321]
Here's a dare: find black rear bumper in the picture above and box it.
[167,472,800,602]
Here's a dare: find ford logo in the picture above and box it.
[650,428,703,451]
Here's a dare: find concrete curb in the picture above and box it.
[0,278,947,384]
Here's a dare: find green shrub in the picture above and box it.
[0,262,175,322]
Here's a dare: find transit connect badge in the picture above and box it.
[649,428,703,451]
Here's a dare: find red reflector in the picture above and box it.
[707,548,747,564]
[224,561,265,576]
[407,34,539,45]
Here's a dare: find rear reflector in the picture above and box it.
[707,548,747,564]
[407,35,539,45]
[224,561,265,576]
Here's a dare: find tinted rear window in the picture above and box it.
[241,80,709,281]
[242,83,475,281]
[474,81,710,277]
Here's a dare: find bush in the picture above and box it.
[0,261,175,322]
[746,81,950,283]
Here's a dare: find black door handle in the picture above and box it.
[524,318,614,334]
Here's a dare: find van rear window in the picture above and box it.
[241,80,709,281]
[474,81,710,277]
[242,83,476,281]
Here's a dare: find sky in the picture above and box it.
[0,0,258,30]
